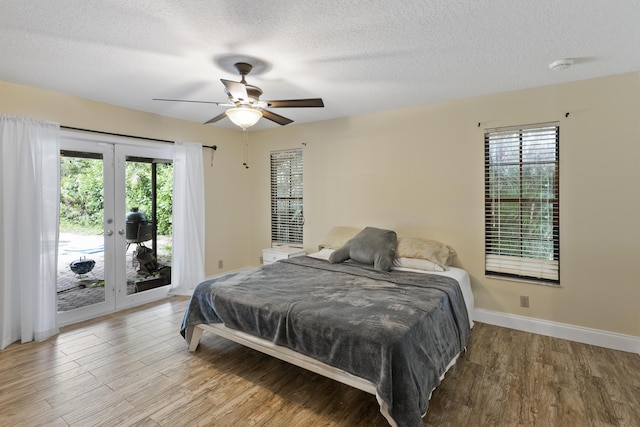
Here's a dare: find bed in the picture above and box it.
[180,227,474,427]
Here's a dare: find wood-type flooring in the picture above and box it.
[0,296,638,426]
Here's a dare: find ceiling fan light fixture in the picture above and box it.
[225,106,263,129]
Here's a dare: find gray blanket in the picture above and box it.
[180,256,470,427]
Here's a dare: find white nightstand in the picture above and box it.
[262,246,306,265]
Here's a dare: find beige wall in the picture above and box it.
[2,73,639,338]
[249,72,640,338]
[0,80,252,277]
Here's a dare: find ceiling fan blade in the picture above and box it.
[153,98,226,105]
[265,98,324,108]
[221,79,249,102]
[262,109,294,126]
[204,112,228,125]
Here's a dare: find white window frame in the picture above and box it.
[484,122,560,285]
[270,149,303,245]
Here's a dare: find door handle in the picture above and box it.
[118,229,125,235]
[106,230,114,236]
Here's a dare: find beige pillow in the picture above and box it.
[318,226,362,250]
[395,237,456,269]
[393,257,446,272]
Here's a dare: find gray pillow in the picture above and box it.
[329,226,397,271]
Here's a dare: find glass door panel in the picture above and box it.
[115,145,173,308]
[123,158,173,295]
[57,140,116,325]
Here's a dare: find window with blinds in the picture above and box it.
[484,122,560,284]
[270,149,303,245]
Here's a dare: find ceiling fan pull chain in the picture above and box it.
[242,129,249,169]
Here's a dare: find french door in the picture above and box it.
[57,132,174,326]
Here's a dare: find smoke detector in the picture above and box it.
[549,59,574,71]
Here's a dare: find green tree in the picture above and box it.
[60,157,104,232]
[125,162,173,235]
[60,156,173,236]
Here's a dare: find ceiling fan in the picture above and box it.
[154,62,324,129]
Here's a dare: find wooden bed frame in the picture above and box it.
[184,262,474,426]
[188,323,377,395]
[188,322,461,427]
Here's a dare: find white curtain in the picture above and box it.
[170,141,205,295]
[0,114,60,350]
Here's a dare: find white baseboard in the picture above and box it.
[473,308,640,355]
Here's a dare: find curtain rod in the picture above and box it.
[60,125,217,150]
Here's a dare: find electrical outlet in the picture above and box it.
[218,260,223,269]
[520,295,529,308]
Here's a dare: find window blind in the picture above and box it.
[270,149,303,245]
[484,122,560,284]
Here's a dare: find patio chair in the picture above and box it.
[126,222,154,251]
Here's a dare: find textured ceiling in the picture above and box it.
[1,0,640,130]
